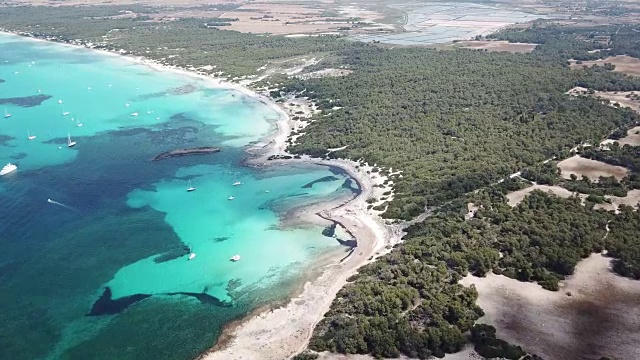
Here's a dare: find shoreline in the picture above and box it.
[0,31,400,359]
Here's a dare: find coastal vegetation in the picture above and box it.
[2,3,640,359]
[279,45,640,219]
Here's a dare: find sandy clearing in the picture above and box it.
[568,87,640,118]
[505,184,575,207]
[617,125,640,146]
[454,40,537,53]
[569,55,640,77]
[558,155,629,181]
[465,202,479,219]
[594,189,640,213]
[460,253,640,360]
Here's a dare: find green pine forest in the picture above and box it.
[3,5,640,359]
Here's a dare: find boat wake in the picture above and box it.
[47,198,80,212]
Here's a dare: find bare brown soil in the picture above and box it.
[461,253,640,360]
[454,40,538,53]
[506,184,575,207]
[617,125,640,146]
[594,189,640,213]
[558,155,629,181]
[570,55,640,77]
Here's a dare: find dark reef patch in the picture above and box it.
[0,94,51,107]
[135,84,198,101]
[322,222,357,247]
[10,152,27,160]
[341,178,362,194]
[302,175,339,189]
[0,79,5,84]
[0,134,14,146]
[322,223,337,237]
[170,113,192,122]
[154,246,190,263]
[88,287,151,316]
[152,146,221,161]
[166,292,233,307]
[211,236,229,243]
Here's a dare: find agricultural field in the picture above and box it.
[558,155,629,181]
[450,40,538,53]
[570,55,640,77]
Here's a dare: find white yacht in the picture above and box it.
[187,180,196,192]
[67,133,76,147]
[230,255,241,262]
[4,108,11,118]
[131,112,139,117]
[188,253,197,260]
[58,99,63,104]
[228,196,235,200]
[0,163,17,176]
[27,130,36,140]
[233,181,242,186]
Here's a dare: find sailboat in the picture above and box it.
[27,130,36,140]
[61,106,69,116]
[187,179,196,192]
[4,108,11,118]
[67,133,76,147]
[76,116,83,127]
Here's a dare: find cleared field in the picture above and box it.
[218,3,337,35]
[506,184,574,207]
[461,253,640,360]
[618,125,640,146]
[558,155,629,181]
[570,55,640,77]
[594,189,640,213]
[453,40,538,53]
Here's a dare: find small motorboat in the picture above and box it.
[188,253,196,260]
[233,181,242,186]
[228,196,235,200]
[131,112,139,117]
[230,255,241,262]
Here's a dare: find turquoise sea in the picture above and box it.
[0,34,357,360]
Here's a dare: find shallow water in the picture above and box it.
[0,34,356,360]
